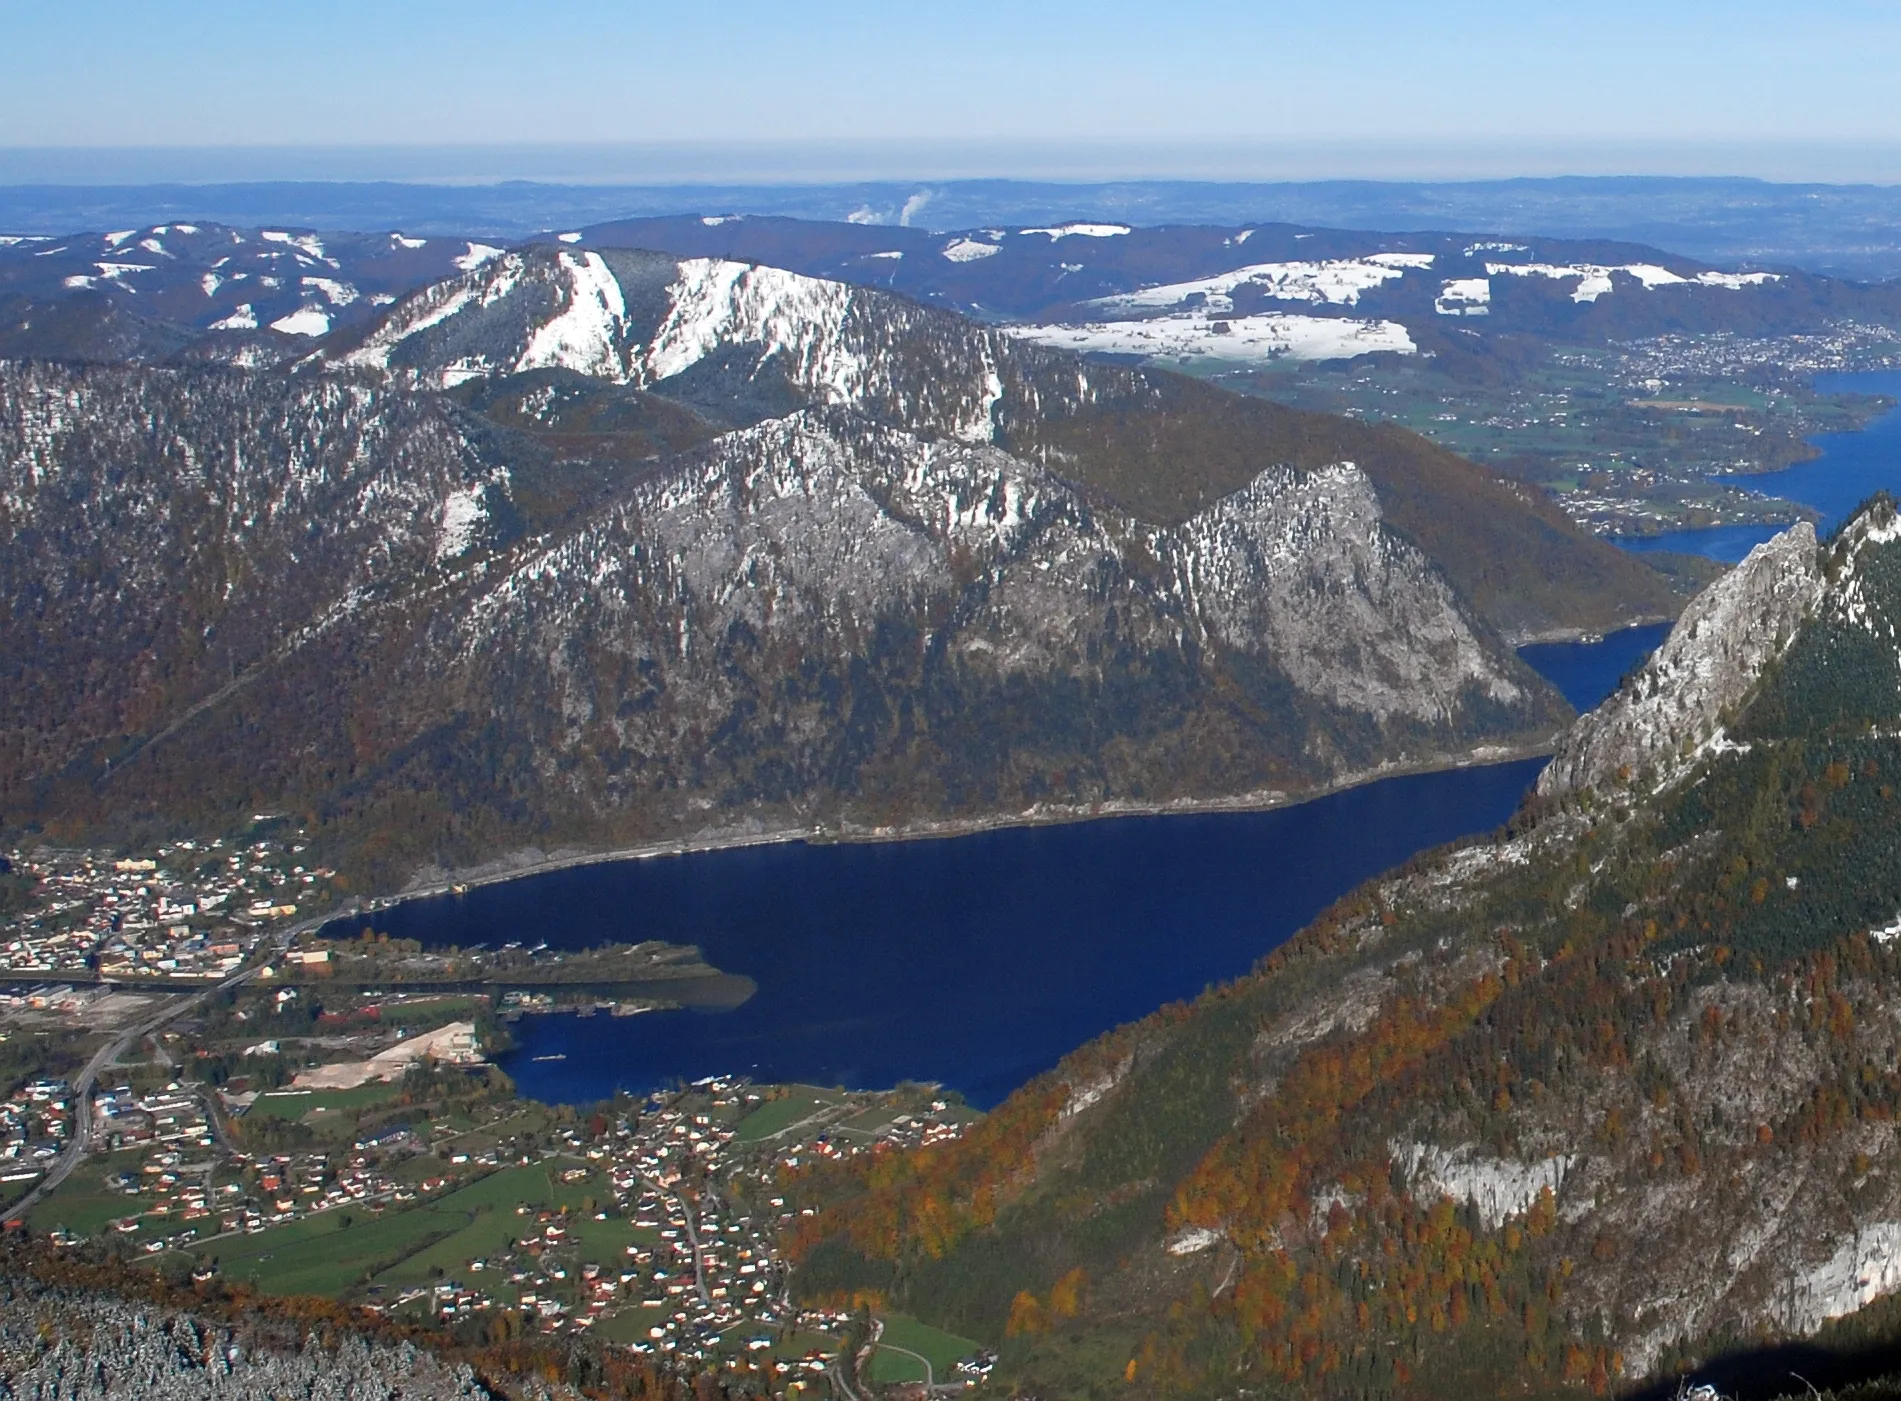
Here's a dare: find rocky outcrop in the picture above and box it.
[1537,521,1823,798]
[432,409,1557,831]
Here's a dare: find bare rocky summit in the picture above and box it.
[1538,519,1825,799]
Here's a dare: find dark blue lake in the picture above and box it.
[336,758,1548,1109]
[330,617,1682,1111]
[1613,370,1901,561]
[1518,622,1671,714]
[337,371,1901,1110]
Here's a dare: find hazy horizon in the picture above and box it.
[7,139,1901,189]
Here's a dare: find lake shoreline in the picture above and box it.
[362,734,1568,921]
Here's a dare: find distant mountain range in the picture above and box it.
[12,174,1901,277]
[0,241,1675,885]
[8,214,1900,381]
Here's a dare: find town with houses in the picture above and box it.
[0,838,993,1394]
[0,833,324,984]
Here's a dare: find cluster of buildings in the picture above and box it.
[17,1028,981,1386]
[0,1077,71,1187]
[341,1076,976,1382]
[0,838,331,983]
[103,1138,419,1250]
[1608,325,1901,387]
[95,1082,214,1151]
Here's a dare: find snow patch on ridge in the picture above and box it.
[1436,278,1492,315]
[644,258,860,396]
[454,242,506,272]
[270,307,332,337]
[515,251,627,379]
[942,238,1001,262]
[1091,257,1420,312]
[1488,261,1782,303]
[1021,223,1129,239]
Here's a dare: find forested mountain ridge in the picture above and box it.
[783,498,1901,1400]
[0,248,1682,883]
[0,351,1558,887]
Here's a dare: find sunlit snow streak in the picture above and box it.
[644,259,861,397]
[269,307,332,337]
[1487,261,1781,303]
[514,251,628,379]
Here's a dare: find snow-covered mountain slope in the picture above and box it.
[0,222,482,349]
[328,246,1022,445]
[317,244,1680,644]
[1007,312,1417,367]
[547,214,1901,357]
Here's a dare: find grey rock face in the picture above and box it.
[1538,522,1823,799]
[432,409,1551,821]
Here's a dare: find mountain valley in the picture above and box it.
[9,204,1901,1401]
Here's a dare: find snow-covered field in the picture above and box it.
[1435,277,1492,315]
[1487,261,1781,303]
[941,237,1001,262]
[1090,255,1435,314]
[1009,312,1416,364]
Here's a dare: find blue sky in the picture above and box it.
[4,1,1900,178]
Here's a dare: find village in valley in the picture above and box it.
[0,837,995,1396]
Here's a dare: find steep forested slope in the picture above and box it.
[783,499,1901,1400]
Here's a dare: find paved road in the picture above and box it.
[0,906,334,1226]
[636,1169,712,1306]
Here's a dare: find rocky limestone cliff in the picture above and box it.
[1538,520,1824,799]
[425,408,1553,830]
